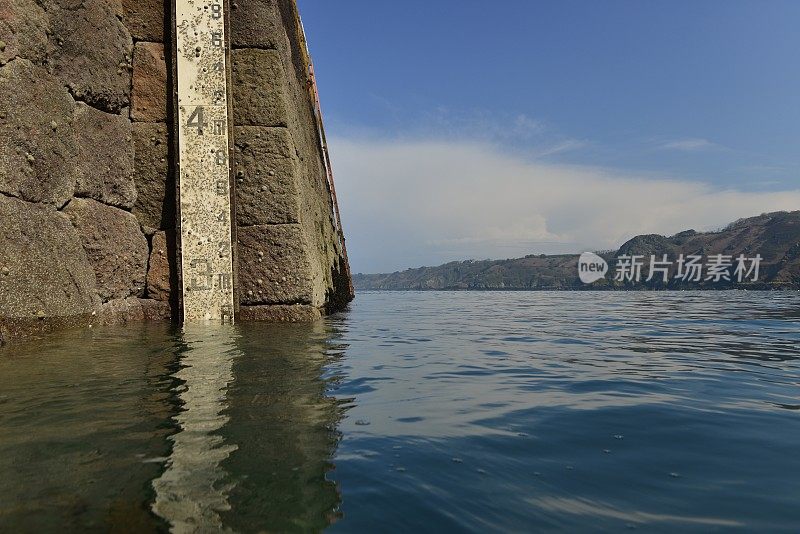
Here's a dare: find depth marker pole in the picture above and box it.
[172,0,237,324]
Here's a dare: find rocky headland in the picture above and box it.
[354,211,800,291]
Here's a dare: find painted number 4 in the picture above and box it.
[186,106,206,135]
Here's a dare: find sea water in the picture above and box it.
[1,291,798,532]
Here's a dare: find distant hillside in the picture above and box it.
[354,211,800,290]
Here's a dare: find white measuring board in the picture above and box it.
[174,0,236,323]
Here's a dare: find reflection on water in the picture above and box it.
[152,326,240,532]
[1,291,799,532]
[0,322,344,532]
[0,325,180,531]
[220,323,343,532]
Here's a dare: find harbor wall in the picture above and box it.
[0,0,353,345]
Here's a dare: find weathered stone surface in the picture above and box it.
[0,59,77,206]
[47,0,133,113]
[290,115,350,308]
[140,298,171,321]
[239,304,321,323]
[231,0,282,49]
[293,134,342,308]
[255,0,354,311]
[238,224,313,305]
[146,230,174,302]
[132,122,174,229]
[73,102,136,208]
[122,0,164,42]
[0,195,97,319]
[131,41,167,122]
[64,198,149,302]
[232,48,289,127]
[95,297,170,324]
[234,126,300,226]
[0,314,95,347]
[96,297,145,324]
[0,0,50,65]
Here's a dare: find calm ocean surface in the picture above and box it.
[1,291,799,532]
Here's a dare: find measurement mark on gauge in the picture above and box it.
[173,0,236,323]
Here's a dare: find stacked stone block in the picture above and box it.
[123,2,175,316]
[0,0,168,344]
[231,0,353,320]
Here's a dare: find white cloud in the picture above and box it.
[531,139,588,158]
[331,136,800,273]
[657,138,722,152]
[414,109,548,143]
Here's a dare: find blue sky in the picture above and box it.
[298,0,800,273]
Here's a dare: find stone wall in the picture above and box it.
[0,0,353,345]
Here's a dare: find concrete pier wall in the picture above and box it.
[0,0,353,345]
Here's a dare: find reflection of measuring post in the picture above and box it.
[172,0,237,323]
